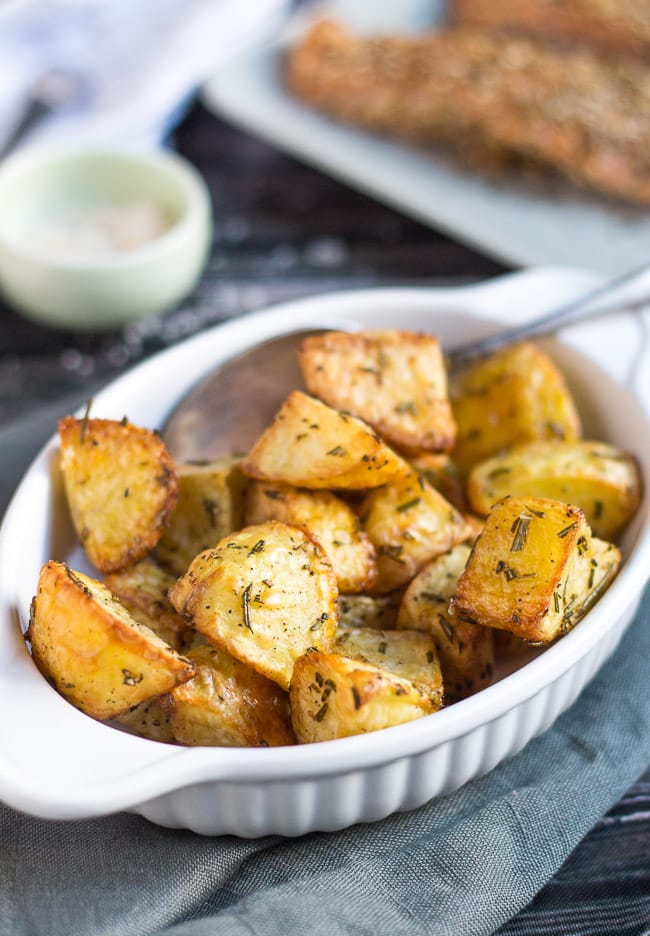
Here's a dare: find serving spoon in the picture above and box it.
[162,262,650,463]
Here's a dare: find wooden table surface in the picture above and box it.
[0,103,648,933]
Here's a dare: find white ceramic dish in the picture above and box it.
[0,147,212,331]
[0,268,649,837]
[202,0,650,274]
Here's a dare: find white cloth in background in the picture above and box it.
[0,0,289,150]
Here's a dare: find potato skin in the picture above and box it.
[241,390,408,489]
[300,329,456,453]
[28,561,195,720]
[450,496,620,643]
[397,545,494,702]
[163,645,295,747]
[290,650,440,742]
[450,342,581,475]
[245,480,377,593]
[361,470,469,593]
[467,440,641,540]
[169,521,339,691]
[58,416,178,573]
[111,697,175,743]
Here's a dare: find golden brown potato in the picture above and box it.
[245,480,377,593]
[337,592,403,630]
[300,329,456,453]
[466,440,641,540]
[241,390,408,489]
[397,545,494,701]
[334,626,444,705]
[407,452,469,512]
[104,557,189,651]
[450,342,581,475]
[169,521,338,691]
[58,415,178,574]
[163,645,295,747]
[450,496,620,643]
[290,649,440,743]
[28,561,195,720]
[157,458,248,576]
[111,697,175,743]
[360,470,469,593]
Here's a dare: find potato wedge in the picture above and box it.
[361,470,469,593]
[397,545,494,701]
[450,342,581,475]
[338,592,403,630]
[245,480,376,593]
[450,496,620,643]
[241,390,408,489]
[334,626,443,705]
[466,440,641,540]
[58,416,178,573]
[290,649,440,743]
[169,521,338,690]
[163,645,295,747]
[28,561,195,720]
[300,330,456,453]
[157,458,247,576]
[104,557,189,651]
[111,697,175,743]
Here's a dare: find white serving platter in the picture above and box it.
[0,268,648,837]
[202,0,650,274]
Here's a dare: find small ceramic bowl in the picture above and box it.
[0,146,212,331]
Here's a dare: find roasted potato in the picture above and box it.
[338,591,403,630]
[290,648,441,743]
[111,697,175,743]
[467,440,641,540]
[169,521,338,690]
[450,342,581,475]
[397,545,494,701]
[245,480,377,593]
[300,329,456,453]
[361,470,469,593]
[407,452,469,512]
[334,626,444,705]
[450,496,621,643]
[163,645,295,747]
[104,556,189,651]
[241,390,408,489]
[28,561,195,720]
[157,458,247,576]
[58,416,178,573]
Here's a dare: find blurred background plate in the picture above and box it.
[202,0,650,274]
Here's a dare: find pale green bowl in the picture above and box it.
[0,147,212,331]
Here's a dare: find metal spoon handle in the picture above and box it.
[448,261,650,366]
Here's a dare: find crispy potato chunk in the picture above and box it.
[241,390,408,489]
[290,649,440,743]
[157,458,247,576]
[169,522,338,691]
[450,342,581,475]
[28,561,195,720]
[111,697,175,743]
[450,496,620,643]
[338,591,403,630]
[467,440,641,540]
[334,626,443,706]
[245,480,376,593]
[408,453,469,512]
[104,557,189,651]
[300,330,456,453]
[361,470,469,593]
[58,416,178,573]
[397,545,494,701]
[163,645,295,747]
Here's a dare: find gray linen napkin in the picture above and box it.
[1,403,649,936]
